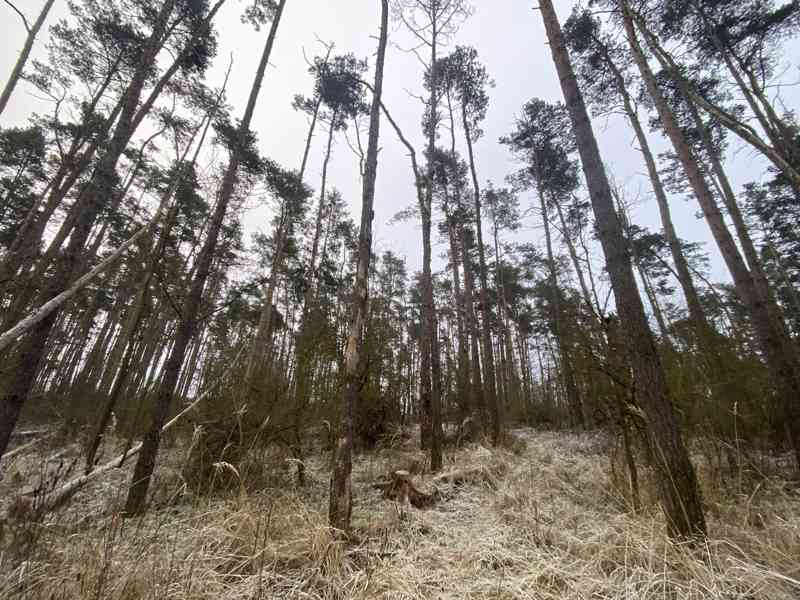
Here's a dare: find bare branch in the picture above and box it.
[3,0,30,32]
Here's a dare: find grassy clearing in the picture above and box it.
[0,428,798,599]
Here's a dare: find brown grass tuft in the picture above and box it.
[1,428,798,599]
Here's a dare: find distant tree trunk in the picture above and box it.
[245,54,328,388]
[458,222,485,433]
[620,0,800,471]
[329,0,387,532]
[491,218,519,416]
[637,262,671,343]
[540,0,707,538]
[244,204,289,388]
[445,210,471,427]
[292,107,338,458]
[537,185,582,428]
[462,105,501,445]
[124,0,288,514]
[0,0,56,117]
[554,200,595,318]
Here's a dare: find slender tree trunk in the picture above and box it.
[492,218,519,415]
[600,44,709,334]
[0,0,55,116]
[293,109,338,450]
[329,0,387,531]
[554,200,595,318]
[244,206,288,387]
[537,184,582,428]
[124,0,288,513]
[446,211,471,427]
[541,0,707,538]
[419,18,443,471]
[462,103,501,445]
[458,222,485,430]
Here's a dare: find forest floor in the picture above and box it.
[0,426,799,599]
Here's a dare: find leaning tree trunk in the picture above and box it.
[540,0,707,539]
[85,84,225,472]
[329,0,388,532]
[124,0,288,514]
[620,0,800,472]
[0,0,56,116]
[600,44,709,335]
[0,0,180,460]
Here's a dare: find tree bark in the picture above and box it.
[329,0,388,532]
[540,0,707,538]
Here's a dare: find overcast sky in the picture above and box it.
[2,0,799,291]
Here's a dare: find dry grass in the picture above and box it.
[1,428,798,599]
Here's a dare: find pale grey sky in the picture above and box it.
[2,0,799,294]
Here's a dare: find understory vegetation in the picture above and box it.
[2,429,799,599]
[1,0,799,596]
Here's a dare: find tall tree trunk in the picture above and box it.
[292,108,338,451]
[329,0,387,532]
[621,0,800,471]
[84,85,224,472]
[419,16,443,471]
[491,217,519,416]
[458,222,485,431]
[124,0,288,513]
[462,103,501,445]
[540,0,707,538]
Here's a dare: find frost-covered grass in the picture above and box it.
[1,428,798,599]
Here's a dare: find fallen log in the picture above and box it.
[1,434,49,462]
[372,470,438,509]
[11,429,49,438]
